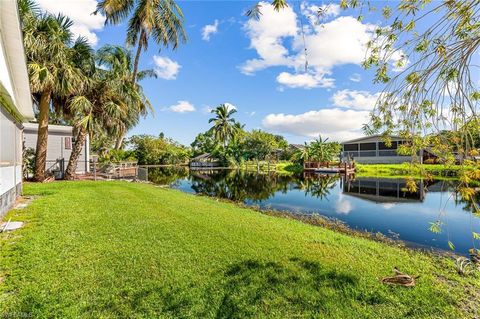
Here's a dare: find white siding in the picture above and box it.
[23,127,89,174]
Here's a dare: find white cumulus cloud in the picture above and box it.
[240,2,384,89]
[202,20,219,41]
[331,89,380,111]
[36,0,105,46]
[153,55,181,80]
[169,101,195,113]
[276,72,334,89]
[262,108,369,141]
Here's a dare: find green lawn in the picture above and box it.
[356,163,468,179]
[0,181,479,318]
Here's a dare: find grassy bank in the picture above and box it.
[356,163,468,179]
[1,181,479,318]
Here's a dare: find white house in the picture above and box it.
[0,1,35,215]
[23,123,90,177]
[341,135,419,164]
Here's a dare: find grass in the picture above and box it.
[0,181,479,318]
[356,163,469,179]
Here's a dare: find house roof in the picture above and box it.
[341,135,405,144]
[0,0,34,121]
[191,153,213,161]
[24,123,74,134]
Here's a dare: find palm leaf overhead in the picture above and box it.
[95,0,187,82]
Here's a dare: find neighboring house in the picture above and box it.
[0,0,35,215]
[23,123,90,177]
[189,153,220,168]
[341,135,422,164]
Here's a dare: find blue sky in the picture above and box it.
[36,0,393,145]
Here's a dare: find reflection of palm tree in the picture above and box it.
[299,175,338,200]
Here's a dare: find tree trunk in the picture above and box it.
[34,89,52,182]
[114,133,124,150]
[64,127,87,180]
[132,30,145,83]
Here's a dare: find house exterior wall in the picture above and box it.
[341,135,418,164]
[0,107,23,216]
[0,1,34,217]
[23,124,90,175]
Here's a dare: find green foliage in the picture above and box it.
[22,147,36,179]
[293,136,341,164]
[99,149,136,164]
[128,134,191,165]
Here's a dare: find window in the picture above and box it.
[360,143,376,151]
[343,144,358,151]
[378,141,398,150]
[64,137,72,150]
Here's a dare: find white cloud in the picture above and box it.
[241,2,379,89]
[262,108,369,141]
[202,20,219,41]
[169,101,195,113]
[301,3,341,25]
[349,73,361,82]
[331,89,380,111]
[224,102,237,111]
[245,111,256,116]
[276,71,334,89]
[153,56,181,80]
[240,2,298,75]
[36,0,105,46]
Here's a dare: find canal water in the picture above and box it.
[148,167,480,255]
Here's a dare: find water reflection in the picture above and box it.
[147,167,480,254]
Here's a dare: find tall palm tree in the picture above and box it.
[208,104,238,148]
[20,2,89,181]
[64,45,154,179]
[95,0,187,83]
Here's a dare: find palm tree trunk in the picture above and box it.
[132,30,145,83]
[114,134,124,150]
[34,89,52,182]
[64,127,87,180]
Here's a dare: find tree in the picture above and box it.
[95,0,187,83]
[208,104,239,148]
[64,45,154,179]
[96,45,156,149]
[20,2,89,181]
[128,134,191,165]
[243,130,279,172]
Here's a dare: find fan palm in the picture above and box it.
[95,0,187,83]
[208,104,238,148]
[20,2,90,181]
[64,45,154,179]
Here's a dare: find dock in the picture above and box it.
[303,161,356,175]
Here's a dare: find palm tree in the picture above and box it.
[64,45,154,179]
[97,45,156,149]
[95,0,187,83]
[20,2,90,181]
[208,104,238,148]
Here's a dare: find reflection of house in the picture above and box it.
[23,123,90,177]
[343,177,425,203]
[189,153,220,168]
[0,1,35,216]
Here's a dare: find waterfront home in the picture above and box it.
[189,153,220,168]
[341,135,424,164]
[23,123,90,178]
[0,0,35,215]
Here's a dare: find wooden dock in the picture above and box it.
[303,161,356,175]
